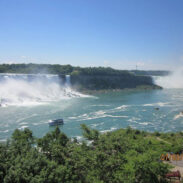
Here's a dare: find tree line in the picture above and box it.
[1,125,182,183]
[0,63,168,76]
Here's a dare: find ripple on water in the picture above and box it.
[114,105,128,110]
[18,126,29,130]
[139,122,149,126]
[19,122,28,125]
[143,102,170,107]
[100,127,117,133]
[0,130,9,133]
[0,139,6,142]
[90,122,104,127]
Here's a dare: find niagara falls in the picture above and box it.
[0,70,183,143]
[1,0,183,182]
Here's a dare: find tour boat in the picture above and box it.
[49,119,64,126]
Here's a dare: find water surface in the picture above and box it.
[1,88,183,141]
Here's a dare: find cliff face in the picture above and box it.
[69,74,160,91]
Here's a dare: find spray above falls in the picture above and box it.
[0,74,85,107]
[154,69,183,88]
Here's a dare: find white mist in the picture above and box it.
[0,74,84,106]
[154,68,183,88]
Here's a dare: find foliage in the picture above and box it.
[0,64,130,75]
[0,63,168,77]
[130,70,170,76]
[1,125,181,183]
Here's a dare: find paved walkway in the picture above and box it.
[166,161,183,182]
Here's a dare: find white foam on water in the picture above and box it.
[19,122,28,125]
[115,105,128,110]
[16,114,38,123]
[139,122,149,126]
[100,127,117,133]
[174,112,183,120]
[0,130,9,133]
[91,122,104,127]
[105,114,128,118]
[69,109,129,121]
[127,117,141,123]
[0,139,6,142]
[143,102,169,107]
[68,116,78,120]
[91,104,110,107]
[18,126,29,130]
[33,122,43,126]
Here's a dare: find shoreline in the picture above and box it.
[77,84,163,94]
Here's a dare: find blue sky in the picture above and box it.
[0,0,183,70]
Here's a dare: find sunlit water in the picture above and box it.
[1,87,183,141]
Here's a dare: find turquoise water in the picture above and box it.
[1,88,183,141]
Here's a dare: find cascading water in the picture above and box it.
[0,74,85,106]
[65,75,71,87]
[153,68,183,88]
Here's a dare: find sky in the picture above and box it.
[0,0,183,70]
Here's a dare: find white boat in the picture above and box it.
[49,119,64,126]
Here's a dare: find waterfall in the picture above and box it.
[0,74,84,106]
[65,75,71,87]
[153,69,183,88]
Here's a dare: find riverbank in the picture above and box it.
[76,84,162,94]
